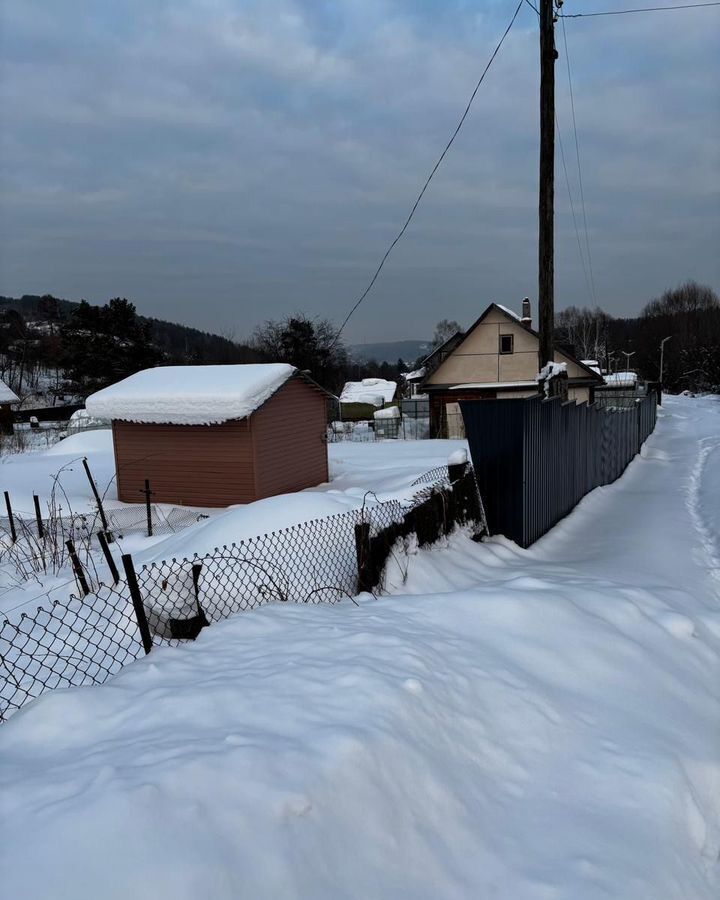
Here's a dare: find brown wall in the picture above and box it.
[113,418,255,506]
[252,376,329,499]
[112,375,329,507]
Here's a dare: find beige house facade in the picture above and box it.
[422,301,604,437]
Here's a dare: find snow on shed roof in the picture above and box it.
[604,371,638,386]
[86,364,297,425]
[339,378,396,407]
[0,378,19,404]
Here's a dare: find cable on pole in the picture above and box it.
[329,0,525,348]
[560,15,598,306]
[560,2,720,18]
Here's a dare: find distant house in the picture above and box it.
[86,364,330,507]
[339,377,397,420]
[421,300,604,437]
[0,378,19,435]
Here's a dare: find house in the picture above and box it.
[86,364,330,507]
[0,378,19,435]
[421,299,604,437]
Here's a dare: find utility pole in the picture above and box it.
[538,0,557,369]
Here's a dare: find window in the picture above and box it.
[499,334,514,354]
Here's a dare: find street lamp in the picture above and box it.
[622,351,635,373]
[659,335,672,388]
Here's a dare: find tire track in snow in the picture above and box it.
[686,436,720,599]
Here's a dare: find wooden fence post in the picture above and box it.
[4,491,17,543]
[66,539,90,596]
[122,553,153,654]
[97,530,120,584]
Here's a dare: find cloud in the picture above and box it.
[0,0,718,341]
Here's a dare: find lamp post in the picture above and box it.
[659,335,672,389]
[622,351,635,373]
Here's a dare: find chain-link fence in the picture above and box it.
[1,466,486,722]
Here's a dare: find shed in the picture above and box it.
[86,364,329,507]
[0,378,20,435]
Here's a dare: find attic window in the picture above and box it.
[499,334,514,355]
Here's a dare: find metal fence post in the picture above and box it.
[66,539,90,596]
[4,491,17,543]
[354,521,371,593]
[82,457,111,538]
[122,553,153,654]
[97,530,120,584]
[33,494,44,539]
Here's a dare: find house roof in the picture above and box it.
[339,378,396,407]
[86,363,299,425]
[0,379,19,405]
[421,303,605,388]
[421,331,464,368]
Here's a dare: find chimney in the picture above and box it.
[521,297,532,329]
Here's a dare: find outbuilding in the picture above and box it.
[0,378,19,435]
[86,364,329,507]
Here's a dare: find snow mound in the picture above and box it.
[44,429,114,456]
[86,364,296,425]
[373,406,400,420]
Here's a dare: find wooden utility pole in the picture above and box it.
[538,0,556,369]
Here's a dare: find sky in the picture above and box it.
[1,0,718,344]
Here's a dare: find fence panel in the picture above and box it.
[462,393,658,548]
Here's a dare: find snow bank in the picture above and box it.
[86,364,296,425]
[340,378,396,406]
[44,429,114,456]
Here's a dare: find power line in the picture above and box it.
[560,2,720,18]
[556,113,595,305]
[560,15,598,306]
[329,0,525,347]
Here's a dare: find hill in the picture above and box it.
[350,340,429,365]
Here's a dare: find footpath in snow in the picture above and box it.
[0,395,719,900]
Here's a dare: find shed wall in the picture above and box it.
[252,377,329,498]
[113,419,255,506]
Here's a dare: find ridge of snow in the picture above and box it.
[85,364,297,425]
[494,303,522,322]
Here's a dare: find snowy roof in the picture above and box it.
[449,381,538,390]
[0,378,19,405]
[581,360,602,375]
[604,372,638,386]
[340,378,396,407]
[402,367,426,382]
[86,364,297,425]
[494,303,522,322]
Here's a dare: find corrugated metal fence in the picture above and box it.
[461,392,658,548]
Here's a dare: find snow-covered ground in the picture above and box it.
[1,395,719,899]
[0,429,465,613]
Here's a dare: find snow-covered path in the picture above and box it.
[1,396,718,899]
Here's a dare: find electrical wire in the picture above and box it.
[560,2,720,18]
[559,15,598,306]
[556,113,595,305]
[329,0,525,348]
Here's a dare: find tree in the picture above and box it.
[555,306,611,362]
[431,319,462,349]
[252,315,349,393]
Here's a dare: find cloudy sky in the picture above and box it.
[1,0,718,343]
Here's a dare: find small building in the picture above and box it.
[421,299,604,437]
[86,364,330,507]
[0,378,19,435]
